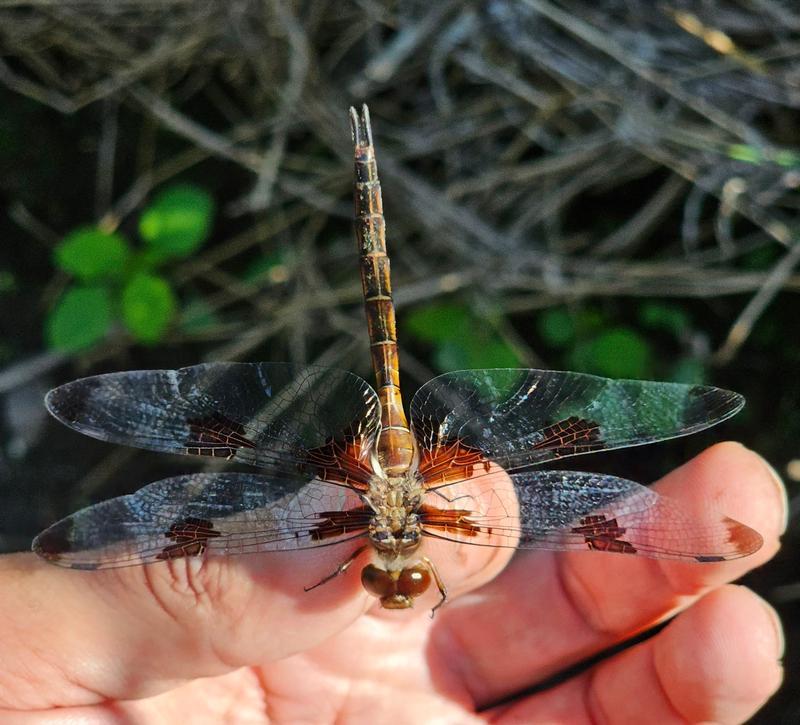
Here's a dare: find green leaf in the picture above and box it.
[467,338,519,368]
[774,150,800,168]
[727,144,762,164]
[537,307,575,348]
[405,304,471,343]
[46,286,113,351]
[638,302,691,337]
[574,307,607,335]
[121,273,177,343]
[54,227,131,281]
[139,184,214,258]
[407,302,519,371]
[432,337,520,372]
[567,327,653,379]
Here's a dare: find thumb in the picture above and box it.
[0,545,365,709]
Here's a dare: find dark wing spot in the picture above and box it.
[32,518,75,561]
[156,517,222,560]
[571,513,637,555]
[186,413,257,459]
[723,516,764,556]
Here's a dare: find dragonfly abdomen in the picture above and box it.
[350,105,414,476]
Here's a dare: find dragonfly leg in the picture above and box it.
[430,488,473,505]
[421,556,448,617]
[304,545,368,592]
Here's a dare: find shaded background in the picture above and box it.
[0,1,797,721]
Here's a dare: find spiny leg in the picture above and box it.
[421,556,448,617]
[304,545,368,592]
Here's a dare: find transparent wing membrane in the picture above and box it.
[411,369,744,475]
[45,362,381,485]
[420,470,762,562]
[37,363,758,573]
[33,473,370,569]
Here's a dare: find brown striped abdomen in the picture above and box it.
[350,105,414,476]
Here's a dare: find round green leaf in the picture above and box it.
[568,327,653,379]
[139,184,214,258]
[406,304,471,343]
[537,307,575,348]
[638,302,690,336]
[121,273,177,343]
[467,338,519,368]
[46,286,113,352]
[54,227,131,281]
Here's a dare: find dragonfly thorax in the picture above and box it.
[365,472,424,556]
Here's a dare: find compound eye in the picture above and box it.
[372,530,390,542]
[361,564,395,598]
[397,563,431,599]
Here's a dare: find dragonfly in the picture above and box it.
[33,105,762,612]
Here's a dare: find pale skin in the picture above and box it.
[0,442,786,724]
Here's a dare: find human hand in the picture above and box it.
[0,443,784,723]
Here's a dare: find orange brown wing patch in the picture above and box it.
[532,416,604,458]
[419,439,492,487]
[419,504,490,537]
[303,435,373,490]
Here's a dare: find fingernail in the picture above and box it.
[760,597,786,659]
[755,453,789,535]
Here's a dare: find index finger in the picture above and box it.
[430,442,786,707]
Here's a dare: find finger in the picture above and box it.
[431,442,786,706]
[491,585,784,724]
[0,540,368,710]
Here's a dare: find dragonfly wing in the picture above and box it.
[410,369,743,473]
[32,472,372,569]
[45,363,380,483]
[421,470,762,562]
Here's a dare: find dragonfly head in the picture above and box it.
[360,562,431,609]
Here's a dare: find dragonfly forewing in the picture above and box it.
[45,362,381,484]
[411,369,744,477]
